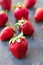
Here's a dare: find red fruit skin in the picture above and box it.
[14,7,29,20]
[41,25,43,30]
[24,0,36,8]
[0,27,14,41]
[0,0,11,10]
[19,20,34,36]
[34,8,43,22]
[0,13,8,27]
[9,38,28,58]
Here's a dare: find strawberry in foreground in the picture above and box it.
[0,11,8,27]
[15,19,34,36]
[14,5,29,20]
[24,0,36,8]
[34,8,43,22]
[9,32,28,58]
[0,27,14,41]
[0,0,11,11]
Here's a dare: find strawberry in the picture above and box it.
[9,32,28,58]
[24,0,36,8]
[15,19,34,36]
[0,0,11,11]
[0,27,14,41]
[41,25,43,30]
[34,8,43,22]
[14,6,29,20]
[0,11,8,27]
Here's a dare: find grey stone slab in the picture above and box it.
[0,0,43,65]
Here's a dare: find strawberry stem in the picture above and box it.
[14,22,21,26]
[9,32,25,45]
[14,19,25,27]
[17,32,23,38]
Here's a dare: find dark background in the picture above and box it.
[0,0,43,65]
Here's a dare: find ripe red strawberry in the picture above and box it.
[14,6,29,20]
[0,11,8,27]
[9,32,28,58]
[0,0,11,10]
[34,8,43,22]
[15,19,34,36]
[0,27,14,41]
[24,0,36,8]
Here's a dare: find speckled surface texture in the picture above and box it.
[0,0,43,65]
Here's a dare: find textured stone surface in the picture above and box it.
[0,0,43,65]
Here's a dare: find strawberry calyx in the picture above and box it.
[0,10,8,14]
[9,32,25,45]
[13,2,24,9]
[14,19,25,27]
[17,2,24,7]
[0,11,5,14]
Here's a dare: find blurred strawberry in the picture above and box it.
[24,0,36,8]
[0,26,14,41]
[0,0,11,11]
[0,11,8,27]
[34,8,43,22]
[14,4,29,20]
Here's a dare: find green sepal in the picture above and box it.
[17,2,24,7]
[14,19,25,27]
[9,32,25,45]
[0,10,8,14]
